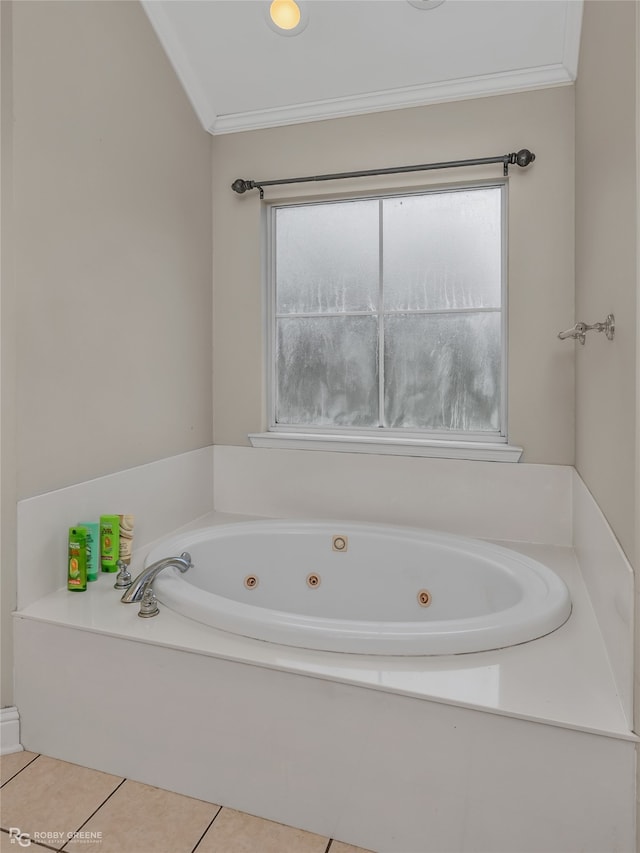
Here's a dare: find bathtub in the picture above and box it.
[15,511,635,853]
[148,520,571,655]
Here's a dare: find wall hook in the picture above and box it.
[558,314,615,345]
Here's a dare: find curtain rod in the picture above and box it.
[231,148,535,199]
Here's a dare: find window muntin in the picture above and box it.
[268,183,506,442]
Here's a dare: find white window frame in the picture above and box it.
[250,181,523,462]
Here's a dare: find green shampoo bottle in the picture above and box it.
[100,515,120,572]
[78,522,99,582]
[67,527,87,591]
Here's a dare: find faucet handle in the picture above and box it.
[138,588,159,618]
[114,560,133,590]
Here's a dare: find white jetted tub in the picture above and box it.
[148,520,571,655]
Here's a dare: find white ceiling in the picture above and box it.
[142,0,583,135]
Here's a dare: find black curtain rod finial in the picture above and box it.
[512,149,536,168]
[231,178,264,199]
[231,178,254,194]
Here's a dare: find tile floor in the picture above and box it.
[0,752,374,853]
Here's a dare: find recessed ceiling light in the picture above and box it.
[266,0,309,36]
[408,0,446,9]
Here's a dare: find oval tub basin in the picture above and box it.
[149,520,571,655]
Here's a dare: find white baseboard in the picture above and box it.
[1,707,23,755]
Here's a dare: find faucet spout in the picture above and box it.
[558,314,615,345]
[120,552,192,603]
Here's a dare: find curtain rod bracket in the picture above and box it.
[231,148,535,197]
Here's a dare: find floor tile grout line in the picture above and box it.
[58,776,127,852]
[1,758,366,853]
[3,826,343,853]
[190,804,223,852]
[0,751,42,788]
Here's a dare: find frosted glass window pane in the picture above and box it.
[276,200,379,314]
[276,316,378,426]
[384,313,501,432]
[383,189,502,311]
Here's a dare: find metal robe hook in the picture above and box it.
[558,314,615,345]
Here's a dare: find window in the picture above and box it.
[253,182,521,461]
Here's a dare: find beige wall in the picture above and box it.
[1,0,18,710]
[1,0,213,706]
[212,87,575,464]
[575,0,638,568]
[12,0,213,499]
[574,2,639,841]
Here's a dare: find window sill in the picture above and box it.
[248,432,523,463]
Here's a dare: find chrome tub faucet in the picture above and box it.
[557,314,615,345]
[120,552,193,610]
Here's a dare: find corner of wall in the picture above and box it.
[572,468,635,729]
[16,447,214,610]
[1,0,18,711]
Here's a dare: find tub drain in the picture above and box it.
[417,589,432,607]
[244,575,259,589]
[307,573,321,588]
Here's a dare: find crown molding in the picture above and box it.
[210,64,574,135]
[142,0,582,137]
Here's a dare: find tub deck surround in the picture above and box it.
[15,620,636,853]
[13,561,637,853]
[572,469,635,729]
[13,513,631,741]
[212,446,574,546]
[13,510,636,852]
[11,453,638,851]
[16,446,215,610]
